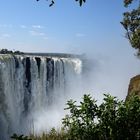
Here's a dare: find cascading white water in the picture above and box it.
[0,54,82,139]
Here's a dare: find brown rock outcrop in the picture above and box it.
[126,75,140,100]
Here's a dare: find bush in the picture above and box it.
[62,94,140,140]
[11,133,31,140]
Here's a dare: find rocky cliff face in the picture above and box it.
[126,75,140,100]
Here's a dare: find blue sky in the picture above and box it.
[0,0,127,53]
[0,0,140,99]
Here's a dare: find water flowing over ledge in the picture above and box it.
[24,52,82,58]
[0,53,83,139]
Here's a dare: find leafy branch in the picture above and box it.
[121,0,140,56]
[36,0,86,7]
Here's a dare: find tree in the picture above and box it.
[62,94,140,140]
[36,0,86,7]
[121,0,140,56]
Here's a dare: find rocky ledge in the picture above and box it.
[126,75,140,100]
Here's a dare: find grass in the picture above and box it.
[29,128,67,140]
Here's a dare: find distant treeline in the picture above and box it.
[0,49,24,55]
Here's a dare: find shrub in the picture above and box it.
[62,94,140,140]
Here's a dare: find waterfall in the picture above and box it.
[0,54,82,139]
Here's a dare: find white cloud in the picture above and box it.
[2,34,11,37]
[76,33,86,37]
[0,33,11,39]
[32,25,44,29]
[20,25,27,28]
[43,37,48,40]
[29,30,45,36]
[0,24,12,28]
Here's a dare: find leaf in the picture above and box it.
[49,0,54,7]
[79,0,83,6]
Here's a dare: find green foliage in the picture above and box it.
[12,128,67,140]
[124,0,134,7]
[62,94,98,140]
[121,0,140,56]
[36,0,86,7]
[75,0,86,6]
[0,48,24,55]
[11,133,31,140]
[62,94,140,140]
